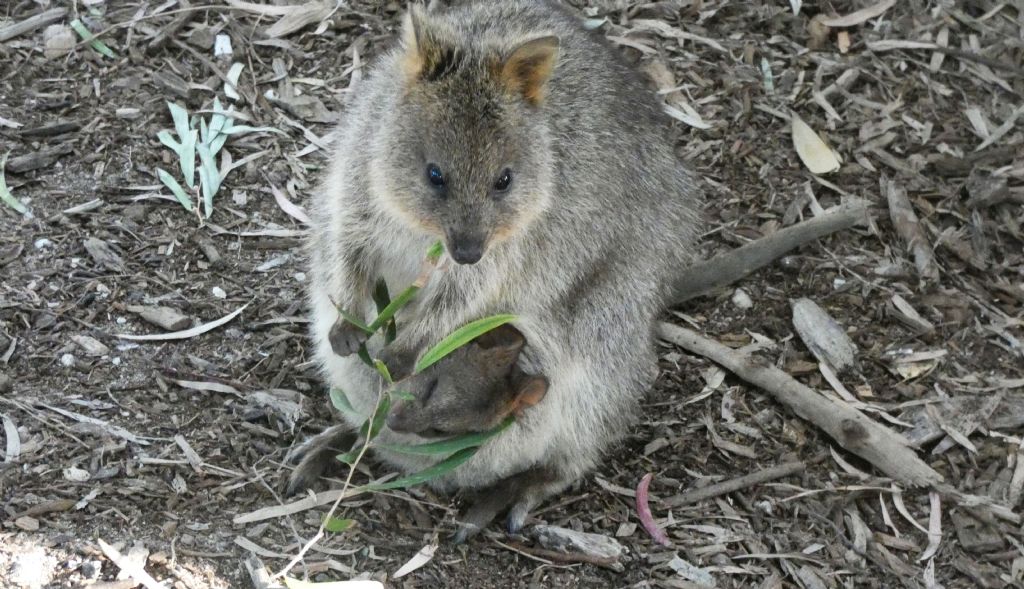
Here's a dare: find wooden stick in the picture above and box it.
[664,461,806,507]
[0,8,67,43]
[657,322,943,488]
[672,199,869,305]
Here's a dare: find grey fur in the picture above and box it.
[301,0,700,532]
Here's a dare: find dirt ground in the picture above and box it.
[1,0,1023,588]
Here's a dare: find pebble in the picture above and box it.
[71,335,109,357]
[80,560,102,580]
[59,353,75,367]
[212,286,227,299]
[34,238,53,250]
[731,288,753,310]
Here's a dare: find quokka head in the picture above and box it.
[371,4,559,265]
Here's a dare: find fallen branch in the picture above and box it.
[672,199,869,304]
[0,8,67,43]
[657,323,943,488]
[664,461,806,507]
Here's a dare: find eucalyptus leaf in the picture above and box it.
[329,388,362,421]
[69,19,115,58]
[414,315,517,374]
[374,359,393,384]
[323,517,355,533]
[378,417,512,456]
[361,447,478,491]
[426,240,445,264]
[368,285,419,332]
[391,390,416,402]
[157,168,193,211]
[337,308,373,334]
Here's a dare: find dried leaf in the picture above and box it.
[791,113,841,174]
[393,543,438,579]
[820,0,896,27]
[116,303,248,341]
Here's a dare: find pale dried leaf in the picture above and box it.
[791,113,841,174]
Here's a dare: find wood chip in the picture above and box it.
[883,177,939,281]
[791,298,858,372]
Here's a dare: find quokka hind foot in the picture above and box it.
[284,425,357,497]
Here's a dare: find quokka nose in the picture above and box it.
[450,239,484,265]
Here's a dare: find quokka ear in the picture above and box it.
[498,36,560,105]
[475,324,525,369]
[400,3,458,82]
[511,376,548,417]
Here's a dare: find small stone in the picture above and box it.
[43,25,76,59]
[15,516,40,531]
[214,34,232,57]
[115,108,142,120]
[71,335,109,357]
[80,560,102,580]
[731,288,753,310]
[60,353,76,367]
[126,305,191,331]
[34,238,53,250]
[63,467,90,482]
[294,272,306,282]
[212,286,227,299]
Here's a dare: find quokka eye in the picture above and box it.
[427,164,445,188]
[493,168,512,192]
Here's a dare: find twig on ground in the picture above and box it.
[657,323,943,487]
[672,199,869,304]
[0,8,67,42]
[665,461,806,507]
[147,0,193,53]
[96,539,165,589]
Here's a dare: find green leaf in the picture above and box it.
[0,153,30,216]
[373,359,393,384]
[335,449,360,466]
[69,19,115,58]
[426,240,445,264]
[199,116,210,146]
[197,143,220,217]
[414,315,518,374]
[391,390,416,402]
[180,129,197,189]
[360,394,391,442]
[167,102,191,144]
[328,388,362,421]
[367,285,419,332]
[156,130,181,153]
[378,417,513,456]
[336,307,373,335]
[323,517,355,533]
[361,447,478,491]
[372,279,391,313]
[156,168,193,212]
[356,344,374,368]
